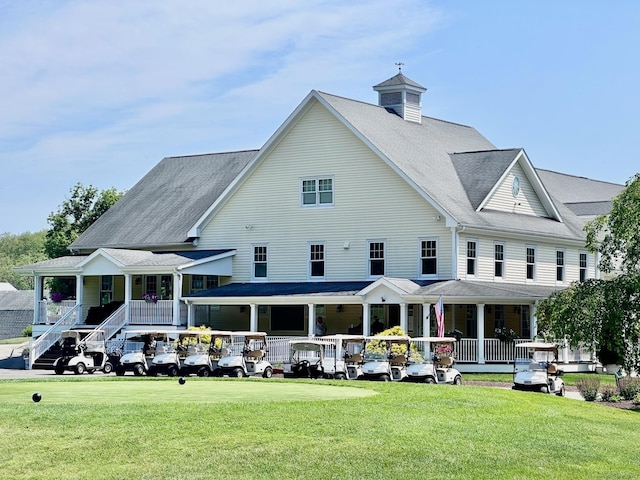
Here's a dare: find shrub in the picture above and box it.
[576,377,600,401]
[21,324,32,337]
[600,386,617,402]
[632,393,640,406]
[618,377,640,401]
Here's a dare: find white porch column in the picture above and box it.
[187,303,194,328]
[530,302,538,339]
[75,274,84,308]
[423,303,431,338]
[34,275,43,324]
[172,272,181,326]
[250,304,258,331]
[477,304,485,364]
[399,302,408,332]
[362,303,370,336]
[124,274,131,325]
[308,304,316,337]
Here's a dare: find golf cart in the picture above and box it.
[217,331,273,378]
[405,337,462,384]
[512,342,565,396]
[361,335,411,382]
[146,330,185,377]
[322,334,367,380]
[283,339,330,379]
[115,330,171,376]
[181,329,232,377]
[53,329,114,375]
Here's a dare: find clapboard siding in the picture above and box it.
[485,163,548,217]
[198,101,452,282]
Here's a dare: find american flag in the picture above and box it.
[435,296,445,337]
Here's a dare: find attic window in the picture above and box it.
[406,92,420,105]
[301,177,333,207]
[380,92,402,106]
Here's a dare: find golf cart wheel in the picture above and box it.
[380,374,391,382]
[133,364,145,376]
[54,367,65,375]
[424,377,436,384]
[232,367,245,378]
[198,367,210,377]
[103,362,114,374]
[557,385,566,397]
[262,367,273,378]
[74,363,86,375]
[453,375,462,385]
[334,373,347,381]
[167,365,179,377]
[540,385,549,394]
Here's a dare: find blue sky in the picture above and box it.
[1,0,638,234]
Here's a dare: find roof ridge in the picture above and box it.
[536,168,624,186]
[163,149,260,160]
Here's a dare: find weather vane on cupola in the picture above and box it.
[395,62,404,72]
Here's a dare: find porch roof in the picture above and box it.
[412,280,564,300]
[186,281,373,298]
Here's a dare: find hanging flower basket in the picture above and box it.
[143,293,158,304]
[51,292,66,303]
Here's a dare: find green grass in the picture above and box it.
[1,377,639,479]
[0,337,29,345]
[464,372,617,387]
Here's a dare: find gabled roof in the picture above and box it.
[373,72,426,91]
[70,150,258,250]
[186,281,372,298]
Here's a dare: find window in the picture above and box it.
[191,275,219,293]
[301,177,333,206]
[420,239,437,276]
[579,252,588,282]
[466,240,477,275]
[310,243,325,278]
[526,246,536,280]
[556,250,565,282]
[494,305,505,330]
[100,275,113,306]
[253,245,268,280]
[369,241,385,277]
[144,275,173,299]
[494,243,505,278]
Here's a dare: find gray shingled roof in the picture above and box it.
[414,280,563,299]
[373,72,426,90]
[0,290,33,310]
[70,150,258,250]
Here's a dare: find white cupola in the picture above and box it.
[373,68,427,124]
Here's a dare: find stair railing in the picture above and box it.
[28,304,82,369]
[83,304,128,344]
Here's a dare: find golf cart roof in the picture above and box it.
[179,329,232,337]
[232,331,267,339]
[366,335,410,342]
[61,329,104,337]
[320,334,365,342]
[289,340,328,351]
[411,337,458,343]
[515,342,559,351]
[123,329,177,337]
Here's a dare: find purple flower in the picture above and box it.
[51,292,66,303]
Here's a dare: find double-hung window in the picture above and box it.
[368,241,385,277]
[556,249,565,282]
[420,238,437,276]
[309,243,325,279]
[494,243,505,278]
[526,246,536,280]
[253,245,268,280]
[301,177,333,207]
[579,252,588,282]
[466,240,477,276]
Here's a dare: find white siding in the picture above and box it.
[198,101,451,282]
[485,163,548,217]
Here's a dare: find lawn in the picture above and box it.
[1,377,639,479]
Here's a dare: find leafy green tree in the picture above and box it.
[537,173,640,374]
[0,231,47,289]
[44,183,124,259]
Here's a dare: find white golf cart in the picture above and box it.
[181,330,232,377]
[361,335,411,382]
[53,329,114,375]
[322,334,367,380]
[405,337,462,385]
[146,330,185,377]
[217,331,273,378]
[115,330,170,376]
[283,339,330,379]
[512,342,565,396]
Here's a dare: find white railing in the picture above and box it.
[37,300,77,325]
[130,300,175,325]
[28,304,82,368]
[84,304,127,344]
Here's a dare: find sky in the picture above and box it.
[1,1,638,235]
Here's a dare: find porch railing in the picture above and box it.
[130,300,180,325]
[28,304,82,368]
[36,300,77,325]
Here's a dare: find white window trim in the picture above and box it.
[300,175,334,208]
[367,239,386,279]
[494,242,506,280]
[466,238,478,278]
[579,250,589,282]
[308,242,326,281]
[525,245,536,282]
[252,243,269,282]
[556,248,566,284]
[418,237,438,278]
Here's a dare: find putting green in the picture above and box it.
[0,378,376,405]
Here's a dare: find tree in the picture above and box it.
[0,231,47,289]
[44,183,124,259]
[537,173,640,374]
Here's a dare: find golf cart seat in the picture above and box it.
[347,353,363,364]
[438,355,454,367]
[246,349,265,359]
[390,354,407,366]
[547,363,558,374]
